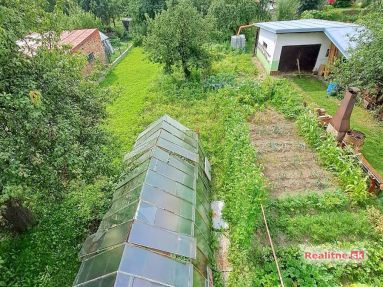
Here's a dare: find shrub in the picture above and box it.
[298,0,323,14]
[334,0,353,7]
[275,0,299,20]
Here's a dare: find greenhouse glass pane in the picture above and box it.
[159,130,196,153]
[192,248,208,278]
[80,221,132,257]
[74,272,117,287]
[115,160,150,189]
[193,268,207,287]
[145,170,195,204]
[119,245,191,287]
[114,172,146,193]
[141,184,193,220]
[128,221,196,258]
[109,185,142,215]
[99,201,139,231]
[194,226,211,259]
[157,138,198,163]
[149,159,195,189]
[136,201,193,236]
[115,273,166,287]
[151,150,196,177]
[134,129,162,149]
[74,245,124,285]
[134,121,163,146]
[195,211,210,236]
[124,139,156,162]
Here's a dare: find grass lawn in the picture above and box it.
[289,75,383,175]
[101,47,160,153]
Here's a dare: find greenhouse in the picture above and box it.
[73,115,213,287]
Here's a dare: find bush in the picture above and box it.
[298,0,323,14]
[334,0,353,8]
[208,0,270,39]
[275,0,299,20]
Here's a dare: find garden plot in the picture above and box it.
[250,109,335,198]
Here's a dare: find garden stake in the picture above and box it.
[261,204,285,287]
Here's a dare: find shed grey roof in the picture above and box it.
[255,19,363,59]
[255,19,358,34]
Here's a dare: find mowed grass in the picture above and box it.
[101,47,160,152]
[289,75,383,175]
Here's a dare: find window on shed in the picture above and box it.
[87,52,95,63]
[262,41,268,49]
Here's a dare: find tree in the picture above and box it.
[208,0,270,39]
[0,0,115,232]
[144,0,214,78]
[331,2,383,93]
[297,0,323,14]
[77,0,123,26]
[275,0,298,20]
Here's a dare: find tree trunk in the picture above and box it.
[181,59,191,79]
[2,198,35,233]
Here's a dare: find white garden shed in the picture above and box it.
[254,19,362,75]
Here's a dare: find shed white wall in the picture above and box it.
[256,29,277,72]
[273,32,331,72]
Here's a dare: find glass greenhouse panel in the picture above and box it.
[115,160,150,189]
[193,268,207,287]
[157,131,198,159]
[108,185,142,215]
[136,201,194,236]
[129,221,196,258]
[123,138,157,163]
[192,248,209,278]
[119,244,193,287]
[145,170,195,204]
[115,273,166,287]
[149,158,195,189]
[74,245,124,285]
[140,184,194,220]
[114,171,146,193]
[74,272,117,287]
[80,221,132,258]
[99,201,139,231]
[152,148,196,176]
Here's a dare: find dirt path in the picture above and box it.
[250,109,335,198]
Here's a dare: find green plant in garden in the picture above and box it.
[208,0,270,38]
[297,0,323,14]
[331,2,383,92]
[144,0,215,78]
[275,0,299,20]
[334,0,353,8]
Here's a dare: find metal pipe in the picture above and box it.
[236,24,255,36]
